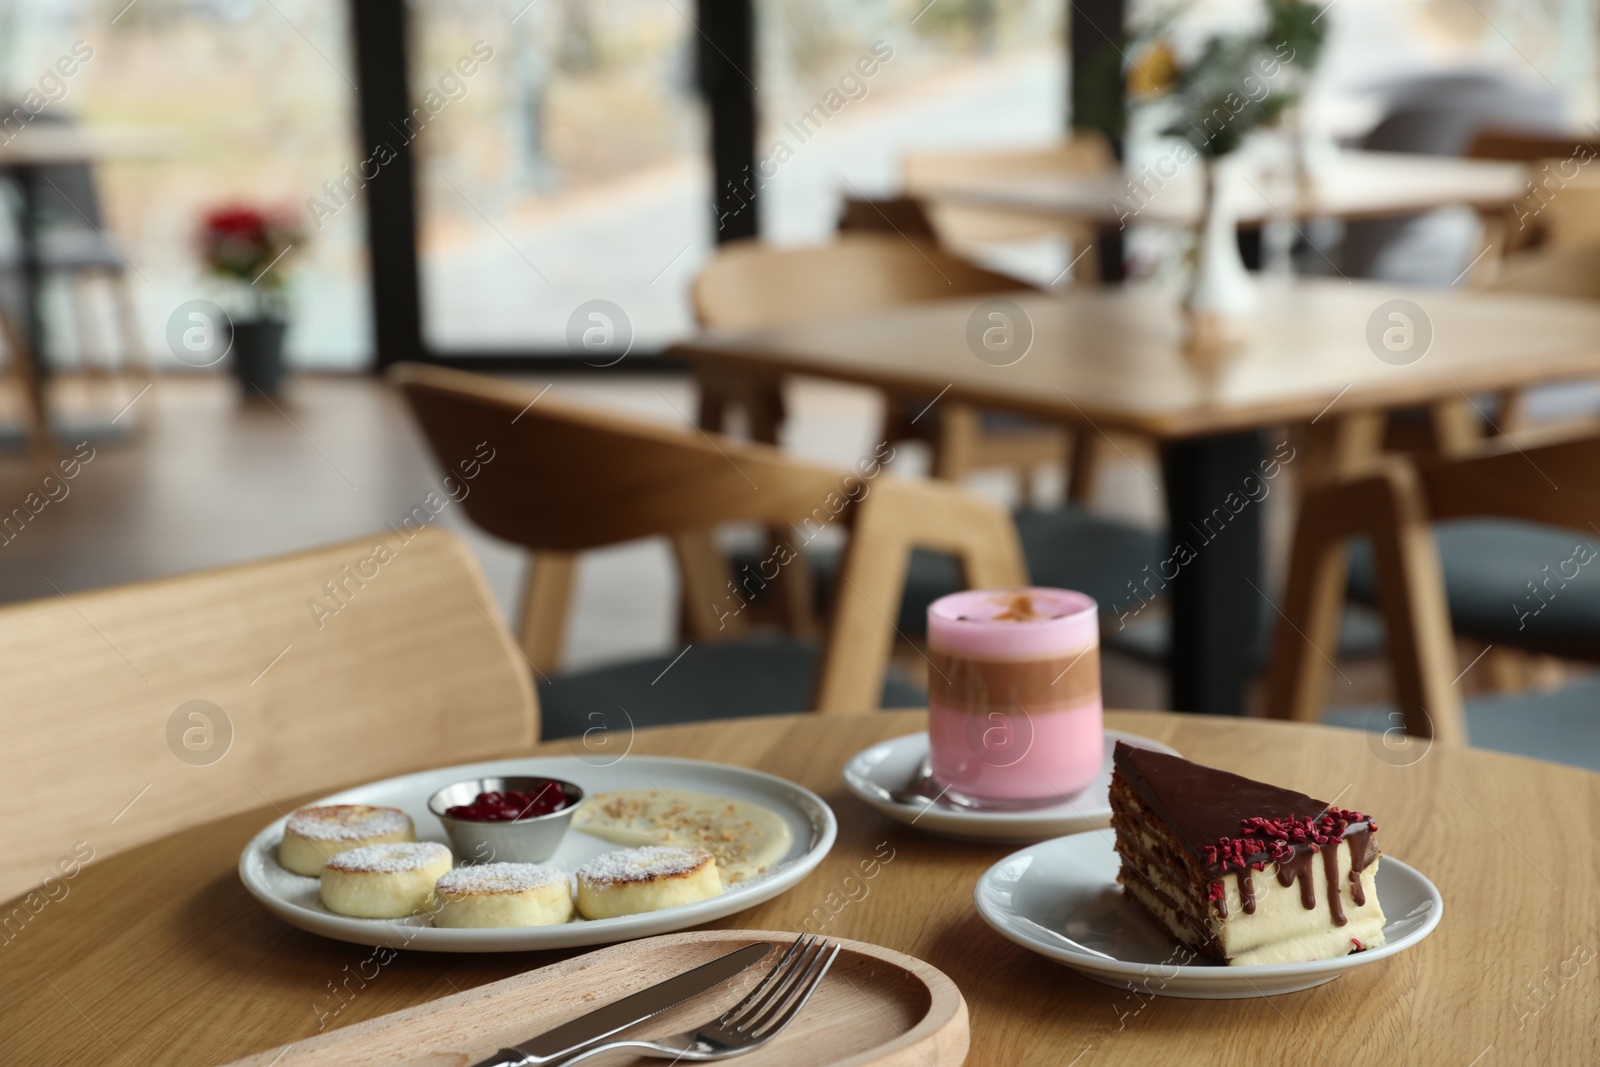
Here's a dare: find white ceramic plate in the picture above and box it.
[842,730,1179,843]
[239,756,836,952]
[974,830,1444,998]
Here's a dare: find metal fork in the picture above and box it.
[549,935,840,1064]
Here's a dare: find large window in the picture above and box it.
[0,0,369,370]
[756,0,1067,245]
[411,0,708,355]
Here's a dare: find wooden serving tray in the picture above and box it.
[224,930,968,1067]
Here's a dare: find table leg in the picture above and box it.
[0,301,49,457]
[14,165,47,377]
[10,164,50,448]
[1160,430,1265,715]
[690,367,814,637]
[733,375,817,637]
[1265,411,1385,721]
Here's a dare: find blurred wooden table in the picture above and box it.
[914,149,1529,227]
[3,710,1594,1065]
[672,277,1600,715]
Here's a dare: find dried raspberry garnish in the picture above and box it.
[1200,809,1371,873]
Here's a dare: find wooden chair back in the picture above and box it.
[1469,140,1600,257]
[0,527,534,900]
[1484,242,1600,301]
[837,196,940,242]
[690,233,1034,331]
[390,363,1028,709]
[1520,169,1600,252]
[901,134,1112,283]
[1466,127,1600,163]
[1265,433,1600,745]
[689,236,1068,508]
[1475,243,1600,436]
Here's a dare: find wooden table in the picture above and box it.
[5,710,1595,1065]
[915,149,1530,228]
[671,277,1600,715]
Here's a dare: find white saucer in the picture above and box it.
[974,830,1444,998]
[841,730,1179,843]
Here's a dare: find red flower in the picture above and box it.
[198,202,305,291]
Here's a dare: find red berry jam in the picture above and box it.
[445,785,569,821]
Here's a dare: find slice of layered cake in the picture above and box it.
[1109,741,1385,966]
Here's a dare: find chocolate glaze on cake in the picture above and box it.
[1113,742,1376,927]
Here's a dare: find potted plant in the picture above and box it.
[198,205,303,397]
[1128,2,1325,323]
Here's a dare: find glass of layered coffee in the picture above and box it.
[926,588,1103,807]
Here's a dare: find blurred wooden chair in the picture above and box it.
[689,235,1162,641]
[0,527,535,900]
[691,232,1083,504]
[392,363,1028,739]
[901,134,1114,286]
[1475,242,1600,434]
[1389,240,1600,456]
[1267,433,1600,769]
[1466,127,1600,163]
[1346,244,1600,692]
[1484,240,1600,301]
[1466,128,1600,259]
[836,196,940,242]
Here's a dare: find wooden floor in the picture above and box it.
[0,371,1177,701]
[0,374,674,673]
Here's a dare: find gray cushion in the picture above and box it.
[1348,519,1600,660]
[538,637,924,741]
[1104,601,1388,667]
[1324,676,1600,773]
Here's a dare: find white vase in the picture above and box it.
[1185,154,1258,319]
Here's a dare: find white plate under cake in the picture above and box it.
[972,743,1445,999]
[974,831,1442,999]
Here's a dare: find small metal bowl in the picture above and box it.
[427,775,584,865]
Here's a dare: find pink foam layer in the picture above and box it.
[927,588,1098,660]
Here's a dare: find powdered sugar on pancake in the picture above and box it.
[437,863,568,896]
[325,841,451,873]
[576,846,713,886]
[287,805,412,842]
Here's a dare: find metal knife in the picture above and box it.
[470,941,772,1067]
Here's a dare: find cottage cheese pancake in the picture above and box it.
[575,846,722,919]
[434,862,573,928]
[319,841,452,919]
[279,804,414,876]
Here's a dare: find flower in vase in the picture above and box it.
[1128,0,1327,159]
